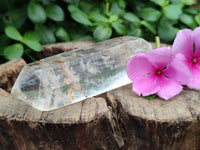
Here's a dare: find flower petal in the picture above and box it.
[175,53,192,69]
[146,47,174,69]
[157,77,183,100]
[163,57,192,85]
[196,58,200,67]
[132,74,160,96]
[127,53,155,81]
[187,65,200,89]
[172,29,193,57]
[193,27,200,57]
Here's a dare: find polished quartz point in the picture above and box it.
[11,36,152,111]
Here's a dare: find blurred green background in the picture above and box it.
[0,0,199,63]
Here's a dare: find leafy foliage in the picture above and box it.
[145,94,158,100]
[0,0,199,63]
[4,26,42,59]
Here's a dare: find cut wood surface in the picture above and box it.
[0,85,199,150]
[109,85,200,150]
[0,41,199,150]
[0,89,124,150]
[0,58,26,92]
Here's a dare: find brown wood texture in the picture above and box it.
[35,41,95,59]
[0,58,26,92]
[0,89,124,150]
[0,41,199,150]
[108,85,200,150]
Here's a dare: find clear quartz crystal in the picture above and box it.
[11,36,152,111]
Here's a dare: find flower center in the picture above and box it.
[192,57,198,64]
[156,69,162,76]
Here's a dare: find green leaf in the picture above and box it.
[93,25,112,42]
[118,0,126,9]
[28,1,46,24]
[195,14,200,26]
[145,94,157,100]
[158,18,176,42]
[109,15,119,23]
[23,40,42,52]
[112,21,126,35]
[79,1,93,14]
[140,7,161,22]
[4,43,24,60]
[71,11,92,26]
[173,2,184,8]
[184,9,198,15]
[128,27,142,37]
[70,32,93,41]
[141,21,156,34]
[110,2,124,16]
[163,4,182,20]
[180,14,197,29]
[67,4,80,12]
[44,4,64,22]
[150,0,169,7]
[36,25,56,44]
[122,12,140,25]
[63,0,79,4]
[90,3,104,14]
[55,27,70,42]
[3,8,27,29]
[89,12,109,23]
[181,0,196,5]
[23,31,40,41]
[4,26,23,41]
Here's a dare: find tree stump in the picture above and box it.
[0,89,125,150]
[0,41,199,150]
[108,85,200,150]
[35,41,95,59]
[0,58,26,92]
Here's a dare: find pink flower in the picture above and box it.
[172,27,200,89]
[126,47,191,100]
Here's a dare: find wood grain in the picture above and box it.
[110,85,200,121]
[0,58,26,92]
[108,85,200,150]
[0,41,199,150]
[35,41,95,59]
[0,89,126,150]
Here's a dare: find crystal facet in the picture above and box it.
[11,36,152,111]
